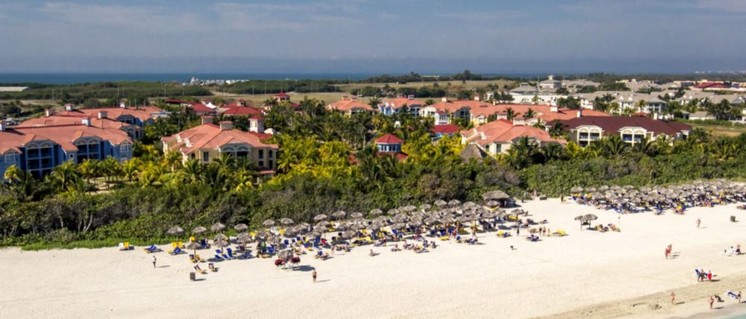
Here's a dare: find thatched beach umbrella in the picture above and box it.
[280,218,295,226]
[342,230,356,239]
[434,199,448,208]
[313,214,328,222]
[262,219,275,227]
[186,241,201,254]
[386,208,399,215]
[214,233,229,242]
[192,226,207,234]
[332,210,347,220]
[570,186,584,193]
[234,223,248,232]
[486,200,500,208]
[211,222,226,233]
[350,212,364,219]
[448,199,462,207]
[419,204,432,211]
[167,225,184,235]
[369,208,383,216]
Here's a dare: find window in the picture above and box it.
[269,150,274,159]
[75,138,101,162]
[25,142,55,177]
[120,144,132,153]
[203,151,210,162]
[258,149,264,159]
[4,153,15,164]
[258,160,264,168]
[268,160,274,168]
[579,132,589,139]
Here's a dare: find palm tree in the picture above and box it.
[504,137,539,169]
[631,137,657,156]
[162,151,183,172]
[48,161,81,192]
[181,159,203,185]
[547,121,566,138]
[597,135,629,158]
[540,143,566,162]
[3,164,22,183]
[505,107,520,121]
[524,108,537,119]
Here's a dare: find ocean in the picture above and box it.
[0,73,376,85]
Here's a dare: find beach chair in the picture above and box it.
[226,248,235,259]
[169,247,184,255]
[194,265,207,274]
[144,245,160,253]
[237,251,253,260]
[213,254,225,262]
[118,242,125,251]
[208,263,218,272]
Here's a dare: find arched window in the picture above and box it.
[220,144,251,159]
[25,141,55,177]
[75,138,101,162]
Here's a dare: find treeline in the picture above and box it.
[218,80,340,94]
[0,82,212,103]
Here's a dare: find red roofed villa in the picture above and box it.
[461,120,564,155]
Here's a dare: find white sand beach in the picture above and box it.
[1,198,745,319]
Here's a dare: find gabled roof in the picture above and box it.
[461,120,562,146]
[190,103,215,114]
[560,116,691,135]
[222,106,264,117]
[162,123,277,155]
[57,106,164,122]
[427,100,609,123]
[21,115,134,130]
[376,133,403,144]
[328,97,376,113]
[0,123,132,154]
[383,97,425,108]
[431,124,461,135]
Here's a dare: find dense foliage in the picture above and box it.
[0,82,212,103]
[2,96,746,248]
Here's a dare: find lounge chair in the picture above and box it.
[170,247,184,255]
[213,254,225,262]
[194,265,207,274]
[208,263,218,272]
[226,248,235,259]
[237,251,253,260]
[144,245,160,253]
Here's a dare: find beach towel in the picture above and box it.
[726,291,738,300]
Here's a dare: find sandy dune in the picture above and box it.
[1,199,745,319]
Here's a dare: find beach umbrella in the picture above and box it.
[234,223,249,232]
[342,230,356,239]
[369,208,383,216]
[434,199,448,207]
[192,226,207,234]
[332,210,347,220]
[391,223,405,230]
[210,222,226,232]
[262,219,275,227]
[570,186,584,193]
[586,187,597,193]
[350,212,364,219]
[598,185,609,192]
[448,199,462,207]
[186,241,201,254]
[486,200,499,208]
[278,249,293,260]
[419,204,432,211]
[313,214,328,222]
[280,218,295,226]
[386,208,399,215]
[214,233,229,242]
[166,225,184,235]
[237,232,252,244]
[255,230,269,241]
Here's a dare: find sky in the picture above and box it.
[0,0,745,74]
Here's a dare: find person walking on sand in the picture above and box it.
[697,218,701,228]
[312,269,317,284]
[709,295,714,309]
[671,292,676,305]
[152,256,157,268]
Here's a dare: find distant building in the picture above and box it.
[561,116,691,146]
[327,96,377,115]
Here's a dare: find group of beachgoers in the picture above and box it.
[570,180,746,214]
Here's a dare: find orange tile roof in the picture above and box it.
[162,123,278,155]
[328,98,376,113]
[0,123,132,154]
[462,120,563,146]
[21,115,131,130]
[57,106,164,122]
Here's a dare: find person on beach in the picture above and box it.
[709,295,714,309]
[697,218,701,228]
[152,256,157,269]
[671,292,676,304]
[665,244,672,259]
[312,269,317,284]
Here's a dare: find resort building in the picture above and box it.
[375,133,408,160]
[560,116,691,146]
[161,117,278,172]
[380,96,425,116]
[327,96,377,115]
[0,119,133,178]
[47,103,167,134]
[431,124,461,141]
[22,109,144,139]
[460,120,563,155]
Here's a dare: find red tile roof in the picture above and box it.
[21,115,132,130]
[560,116,691,136]
[461,120,563,146]
[275,91,290,98]
[328,97,376,113]
[56,106,164,122]
[222,106,263,117]
[427,101,609,123]
[383,97,425,109]
[190,103,215,114]
[0,123,132,154]
[376,133,403,144]
[162,123,277,155]
[432,124,461,135]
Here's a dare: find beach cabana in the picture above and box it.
[482,190,512,208]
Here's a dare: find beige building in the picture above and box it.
[161,117,278,172]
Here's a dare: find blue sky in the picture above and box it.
[0,0,745,73]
